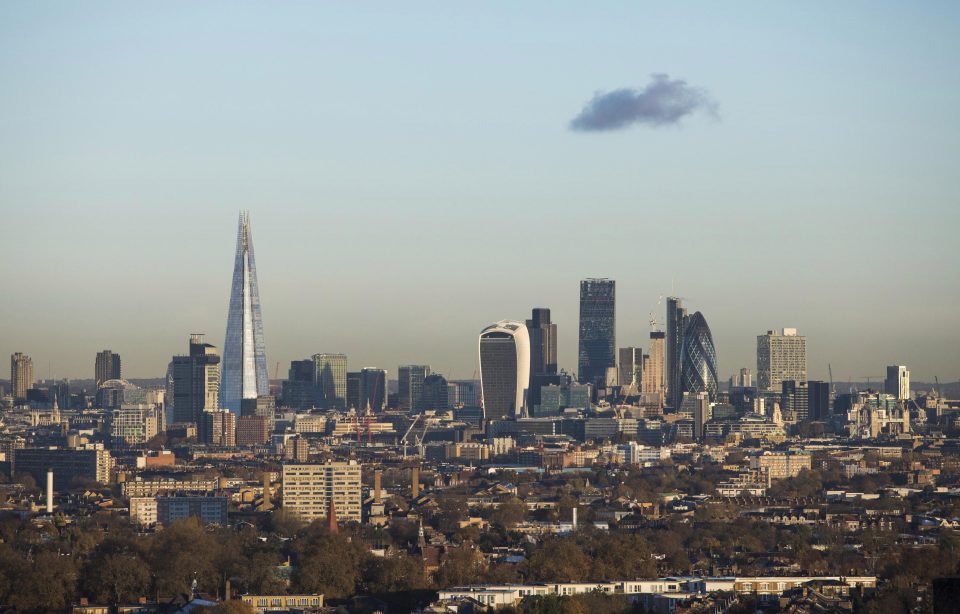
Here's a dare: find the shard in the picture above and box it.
[221,211,268,415]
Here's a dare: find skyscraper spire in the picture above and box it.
[221,211,268,414]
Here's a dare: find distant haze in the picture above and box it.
[1,3,958,382]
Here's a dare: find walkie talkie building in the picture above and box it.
[221,212,268,415]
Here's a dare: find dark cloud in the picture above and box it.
[569,73,718,132]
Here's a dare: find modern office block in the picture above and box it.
[618,347,643,390]
[359,368,387,412]
[665,297,688,409]
[578,279,616,388]
[13,447,112,489]
[807,380,831,421]
[421,373,451,411]
[781,380,810,422]
[169,334,221,425]
[398,365,431,411]
[479,320,531,419]
[884,365,910,401]
[679,312,718,402]
[526,307,558,379]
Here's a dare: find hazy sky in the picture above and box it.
[1,3,958,383]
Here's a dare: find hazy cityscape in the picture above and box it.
[2,4,959,614]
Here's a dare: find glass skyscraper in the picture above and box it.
[679,311,718,403]
[221,212,268,415]
[577,279,615,388]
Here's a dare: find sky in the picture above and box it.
[1,2,958,384]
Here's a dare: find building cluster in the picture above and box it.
[1,212,958,613]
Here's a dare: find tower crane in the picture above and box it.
[400,414,422,458]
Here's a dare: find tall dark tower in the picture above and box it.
[577,279,615,388]
[526,308,558,376]
[221,212,268,415]
[665,297,687,409]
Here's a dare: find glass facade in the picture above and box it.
[577,279,615,387]
[221,212,268,414]
[679,311,718,403]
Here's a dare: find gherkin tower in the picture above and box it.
[221,211,268,414]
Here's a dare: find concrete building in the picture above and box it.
[94,350,122,388]
[281,461,362,522]
[642,331,666,399]
[110,404,162,447]
[237,415,271,445]
[201,409,236,447]
[618,347,643,392]
[757,328,807,393]
[479,321,531,420]
[358,368,387,412]
[157,496,228,526]
[749,452,812,484]
[10,352,33,404]
[13,447,112,489]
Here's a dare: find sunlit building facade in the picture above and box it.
[479,320,530,419]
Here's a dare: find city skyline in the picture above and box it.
[1,4,958,382]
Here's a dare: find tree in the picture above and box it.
[8,550,79,613]
[491,497,527,528]
[436,546,485,588]
[82,551,151,604]
[150,518,222,597]
[525,539,590,583]
[291,524,365,598]
[361,551,428,593]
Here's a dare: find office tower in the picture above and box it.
[346,372,361,410]
[665,297,688,408]
[684,392,710,440]
[679,311,718,402]
[282,461,362,522]
[169,334,221,425]
[221,211,268,415]
[421,373,451,411]
[202,409,236,447]
[885,365,910,401]
[358,368,387,412]
[282,359,316,410]
[398,365,431,411]
[450,380,480,407]
[807,380,831,421]
[526,307,558,377]
[578,279,616,387]
[756,328,807,393]
[618,347,643,391]
[479,320,531,420]
[781,380,809,422]
[10,352,33,403]
[642,331,666,397]
[313,353,347,409]
[94,350,122,388]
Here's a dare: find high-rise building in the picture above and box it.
[781,380,810,422]
[618,347,643,391]
[449,380,481,408]
[756,328,807,393]
[807,380,831,421]
[421,373,451,411]
[13,447,112,489]
[665,297,688,409]
[95,350,122,388]
[10,352,33,403]
[526,308,558,377]
[221,211,268,415]
[313,353,347,409]
[282,461,362,522]
[282,359,316,410]
[358,368,387,412]
[884,365,910,401]
[169,334,221,425]
[642,331,666,399]
[346,371,361,410]
[679,312,718,402]
[201,409,236,447]
[237,415,271,446]
[479,320,531,420]
[110,404,162,447]
[578,279,616,387]
[398,365,431,411]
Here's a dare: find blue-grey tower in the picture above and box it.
[679,311,718,403]
[221,212,268,415]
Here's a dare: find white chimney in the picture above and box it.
[572,506,578,530]
[46,470,54,514]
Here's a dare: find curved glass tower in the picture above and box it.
[479,320,531,420]
[221,212,268,414]
[679,311,718,402]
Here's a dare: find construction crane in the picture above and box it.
[415,417,431,457]
[400,414,422,458]
[935,376,941,398]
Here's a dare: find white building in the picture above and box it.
[282,460,362,522]
[756,328,807,393]
[884,365,910,401]
[479,321,530,419]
